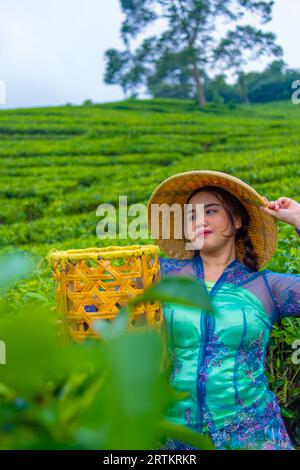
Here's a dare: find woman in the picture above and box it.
[147,170,300,450]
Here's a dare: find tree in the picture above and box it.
[104,49,145,98]
[205,74,241,104]
[147,48,208,99]
[104,0,282,107]
[214,26,283,104]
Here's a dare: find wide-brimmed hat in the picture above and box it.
[147,170,278,269]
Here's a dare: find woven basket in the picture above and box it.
[47,245,163,342]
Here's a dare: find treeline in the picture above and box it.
[196,61,300,105]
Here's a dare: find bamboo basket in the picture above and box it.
[47,245,164,342]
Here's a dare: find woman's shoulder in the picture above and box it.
[260,267,299,280]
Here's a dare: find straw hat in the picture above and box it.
[147,170,278,270]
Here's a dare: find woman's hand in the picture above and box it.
[260,197,300,228]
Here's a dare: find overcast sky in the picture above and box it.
[0,0,299,109]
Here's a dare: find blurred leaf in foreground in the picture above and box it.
[0,259,215,450]
[0,252,35,291]
[130,276,213,312]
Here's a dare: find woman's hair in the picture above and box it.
[185,185,260,272]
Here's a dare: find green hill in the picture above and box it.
[1,98,299,259]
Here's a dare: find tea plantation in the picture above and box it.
[1,98,299,305]
[0,98,299,447]
[1,98,299,257]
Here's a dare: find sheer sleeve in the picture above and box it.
[263,226,300,320]
[265,270,300,320]
[158,256,195,279]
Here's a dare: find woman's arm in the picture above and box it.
[260,197,300,319]
[266,270,299,320]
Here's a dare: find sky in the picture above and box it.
[0,0,299,109]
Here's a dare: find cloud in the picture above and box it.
[0,0,125,108]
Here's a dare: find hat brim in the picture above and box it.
[147,170,277,270]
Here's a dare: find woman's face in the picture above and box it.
[185,191,242,253]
